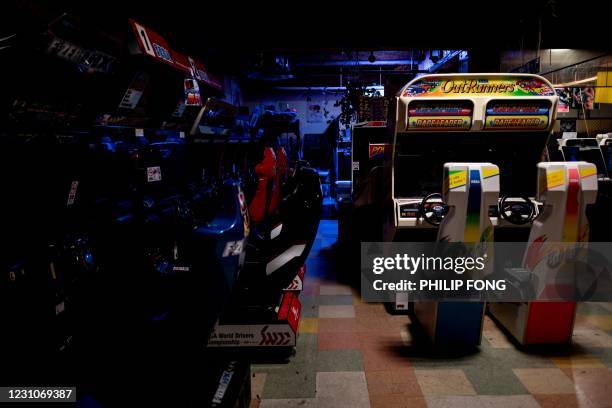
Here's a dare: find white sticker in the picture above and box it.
[353,161,360,171]
[119,89,143,110]
[179,131,185,139]
[67,180,79,206]
[284,275,303,291]
[208,324,295,347]
[147,166,162,182]
[222,239,244,257]
[271,223,283,239]
[134,22,156,57]
[135,128,145,137]
[212,368,234,404]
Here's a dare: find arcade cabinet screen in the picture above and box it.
[195,98,238,135]
[406,100,473,131]
[484,100,551,130]
[393,132,547,198]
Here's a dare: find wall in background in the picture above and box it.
[222,75,243,106]
[243,89,342,135]
[501,49,601,74]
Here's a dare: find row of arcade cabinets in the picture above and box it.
[1,14,322,406]
[548,133,612,243]
[200,102,322,350]
[343,73,608,348]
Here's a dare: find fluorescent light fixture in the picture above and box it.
[554,76,597,87]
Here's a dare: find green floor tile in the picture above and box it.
[584,348,612,367]
[492,348,557,369]
[463,366,528,395]
[301,305,319,318]
[317,295,354,306]
[408,347,490,369]
[577,302,612,315]
[252,335,318,374]
[290,333,319,366]
[408,343,555,370]
[261,365,317,399]
[300,296,319,317]
[316,349,364,372]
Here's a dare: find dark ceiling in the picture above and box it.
[4,0,611,82]
[7,1,612,48]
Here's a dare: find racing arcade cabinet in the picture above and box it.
[2,14,251,405]
[553,135,612,242]
[0,13,127,383]
[412,162,499,345]
[489,162,597,344]
[340,120,390,242]
[386,74,559,346]
[189,101,322,353]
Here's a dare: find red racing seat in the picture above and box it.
[267,146,289,216]
[248,147,276,224]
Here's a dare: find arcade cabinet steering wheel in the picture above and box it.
[419,193,449,226]
[498,195,537,225]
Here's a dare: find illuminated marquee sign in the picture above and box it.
[369,143,389,159]
[402,77,555,97]
[484,115,549,130]
[442,80,515,94]
[486,101,550,115]
[407,116,472,130]
[408,102,472,116]
[129,19,223,91]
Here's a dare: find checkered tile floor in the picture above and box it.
[251,220,612,408]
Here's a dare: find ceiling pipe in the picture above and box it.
[272,86,385,91]
[294,59,419,67]
[553,76,597,87]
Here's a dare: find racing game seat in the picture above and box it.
[489,161,598,344]
[248,146,277,225]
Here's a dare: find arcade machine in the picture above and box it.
[546,133,612,242]
[247,107,321,288]
[193,102,322,353]
[250,106,302,161]
[488,161,597,344]
[386,73,559,345]
[121,22,255,405]
[409,162,499,345]
[349,94,390,212]
[0,13,125,383]
[83,19,243,347]
[335,124,352,202]
[338,119,389,242]
[598,134,612,179]
[2,14,251,405]
[485,91,603,345]
[558,137,608,177]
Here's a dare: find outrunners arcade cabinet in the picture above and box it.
[384,73,564,346]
